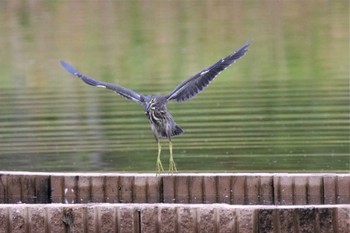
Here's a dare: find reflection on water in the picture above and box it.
[0,1,348,172]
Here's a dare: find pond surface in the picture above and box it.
[0,1,349,172]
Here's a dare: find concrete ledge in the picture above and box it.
[0,172,349,205]
[0,204,349,233]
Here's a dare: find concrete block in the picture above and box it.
[316,208,334,233]
[62,207,75,233]
[98,206,117,233]
[203,176,217,203]
[35,175,50,203]
[0,206,9,233]
[63,176,78,204]
[86,206,98,233]
[237,208,256,233]
[146,176,161,203]
[7,175,21,204]
[198,207,217,233]
[77,176,91,203]
[257,209,275,233]
[231,176,245,204]
[246,176,259,205]
[50,175,64,203]
[21,176,36,203]
[119,176,134,203]
[275,175,293,205]
[323,175,336,204]
[134,176,147,203]
[159,206,177,233]
[259,176,273,205]
[175,176,189,203]
[177,206,197,233]
[71,206,86,233]
[163,175,176,203]
[217,176,231,204]
[9,206,27,233]
[337,175,350,204]
[0,175,7,203]
[141,206,158,233]
[118,206,138,233]
[293,176,307,205]
[105,176,120,203]
[297,207,316,232]
[337,207,350,233]
[47,206,65,233]
[307,176,322,204]
[28,206,46,233]
[217,207,236,233]
[189,176,203,203]
[91,176,105,203]
[277,208,295,233]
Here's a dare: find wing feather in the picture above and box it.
[166,40,251,102]
[60,60,144,103]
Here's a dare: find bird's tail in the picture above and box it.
[172,125,184,137]
[161,125,183,138]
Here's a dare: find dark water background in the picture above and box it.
[0,1,348,172]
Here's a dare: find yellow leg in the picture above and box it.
[168,140,177,173]
[156,141,164,174]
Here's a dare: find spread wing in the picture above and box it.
[60,60,144,104]
[166,40,251,102]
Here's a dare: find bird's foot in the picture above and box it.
[156,158,164,175]
[168,158,177,174]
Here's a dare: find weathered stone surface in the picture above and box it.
[163,175,176,203]
[77,176,90,203]
[105,176,120,203]
[177,206,197,233]
[293,176,307,205]
[217,176,231,204]
[317,208,334,233]
[258,209,274,233]
[91,176,105,203]
[118,206,138,233]
[159,206,177,233]
[231,176,245,204]
[146,176,161,203]
[259,176,273,205]
[337,207,350,233]
[189,176,203,204]
[198,207,217,233]
[99,206,116,233]
[218,207,236,233]
[237,207,256,233]
[9,206,27,233]
[141,206,158,233]
[175,176,190,203]
[0,204,348,232]
[277,208,295,233]
[337,175,350,204]
[28,206,46,233]
[47,206,65,233]
[0,206,9,233]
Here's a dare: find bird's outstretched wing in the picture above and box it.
[166,40,251,102]
[60,60,144,104]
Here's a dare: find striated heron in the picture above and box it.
[60,40,250,173]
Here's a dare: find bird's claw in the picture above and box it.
[168,159,177,174]
[156,159,164,175]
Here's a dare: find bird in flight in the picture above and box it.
[60,40,251,174]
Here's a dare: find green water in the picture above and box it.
[0,1,349,172]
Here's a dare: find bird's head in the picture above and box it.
[143,95,156,114]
